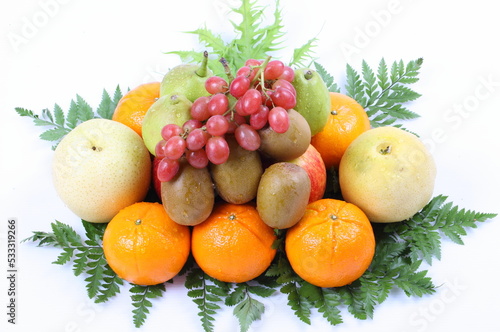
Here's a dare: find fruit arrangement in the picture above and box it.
[16,1,496,331]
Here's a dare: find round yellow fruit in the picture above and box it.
[52,119,152,223]
[339,126,436,223]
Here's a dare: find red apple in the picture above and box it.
[288,144,327,203]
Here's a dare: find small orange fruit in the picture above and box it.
[102,202,190,286]
[285,198,375,288]
[191,203,277,283]
[311,92,371,169]
[112,82,160,137]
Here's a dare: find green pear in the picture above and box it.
[142,94,192,155]
[292,68,330,136]
[160,51,213,102]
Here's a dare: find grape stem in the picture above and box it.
[251,55,272,86]
[252,56,273,106]
[259,73,273,103]
[219,57,234,82]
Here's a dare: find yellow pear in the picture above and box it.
[339,126,436,223]
[52,119,151,223]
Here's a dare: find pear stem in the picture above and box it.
[195,50,209,77]
[304,69,314,80]
[380,145,392,155]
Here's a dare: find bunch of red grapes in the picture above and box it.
[156,58,297,181]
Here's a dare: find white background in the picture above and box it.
[1,0,500,331]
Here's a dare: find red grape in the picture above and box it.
[245,59,262,67]
[183,119,203,134]
[186,149,209,169]
[278,65,295,81]
[239,88,262,115]
[272,79,296,96]
[155,139,167,157]
[205,136,230,165]
[161,124,182,141]
[271,86,296,109]
[264,60,285,80]
[229,75,251,98]
[268,106,289,133]
[191,96,211,121]
[164,136,186,160]
[157,157,180,182]
[186,128,209,151]
[236,66,258,81]
[205,76,228,94]
[249,105,269,130]
[236,66,251,77]
[235,124,261,151]
[208,93,229,116]
[206,114,229,136]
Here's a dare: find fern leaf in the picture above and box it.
[281,282,312,324]
[130,284,166,328]
[345,63,365,105]
[53,103,65,126]
[290,37,318,67]
[187,27,227,54]
[314,61,340,92]
[95,273,123,303]
[76,94,94,122]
